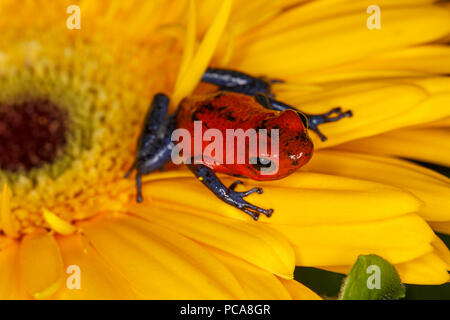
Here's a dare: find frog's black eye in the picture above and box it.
[250,157,273,171]
[297,112,308,128]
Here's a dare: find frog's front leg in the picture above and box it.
[306,107,353,141]
[187,163,273,221]
[126,93,175,202]
[202,68,282,97]
[254,94,352,141]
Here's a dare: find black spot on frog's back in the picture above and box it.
[191,110,199,121]
[225,111,236,122]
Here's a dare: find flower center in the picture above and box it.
[0,38,163,235]
[0,100,68,172]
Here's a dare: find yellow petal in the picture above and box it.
[0,240,28,299]
[278,81,428,148]
[375,77,450,127]
[172,0,232,105]
[43,209,77,235]
[279,77,450,148]
[305,77,450,140]
[0,234,13,250]
[395,251,449,285]
[232,4,450,76]
[226,0,281,37]
[1,183,19,238]
[430,221,450,235]
[279,278,322,300]
[54,234,137,299]
[431,237,450,266]
[295,69,427,84]
[363,45,450,75]
[208,248,293,299]
[304,150,450,221]
[173,0,196,91]
[299,46,450,83]
[20,230,64,299]
[80,213,246,299]
[141,170,422,225]
[197,0,299,39]
[323,246,449,285]
[234,0,439,46]
[127,203,295,279]
[270,214,435,266]
[421,117,450,128]
[280,77,449,147]
[338,126,450,167]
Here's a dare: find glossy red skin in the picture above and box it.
[176,83,314,181]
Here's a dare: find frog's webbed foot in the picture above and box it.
[188,164,273,221]
[306,107,353,141]
[226,180,272,221]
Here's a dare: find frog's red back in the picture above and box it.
[176,90,313,180]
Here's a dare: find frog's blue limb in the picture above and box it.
[306,107,353,141]
[125,93,175,202]
[187,163,273,220]
[254,93,352,142]
[202,68,282,97]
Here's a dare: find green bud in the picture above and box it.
[339,254,405,300]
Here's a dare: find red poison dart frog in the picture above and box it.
[126,68,352,220]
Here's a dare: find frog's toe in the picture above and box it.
[249,204,273,217]
[135,173,143,203]
[242,187,263,197]
[307,107,353,141]
[227,186,273,219]
[263,208,274,217]
[242,208,260,221]
[243,203,273,218]
[228,180,263,197]
[232,185,272,218]
[228,180,244,191]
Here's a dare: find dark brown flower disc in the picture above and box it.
[0,100,68,172]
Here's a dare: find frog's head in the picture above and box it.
[244,109,313,180]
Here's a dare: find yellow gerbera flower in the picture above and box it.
[0,0,448,299]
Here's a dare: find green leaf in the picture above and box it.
[339,254,405,300]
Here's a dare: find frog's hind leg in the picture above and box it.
[126,93,175,202]
[254,94,352,142]
[187,164,273,220]
[201,68,282,97]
